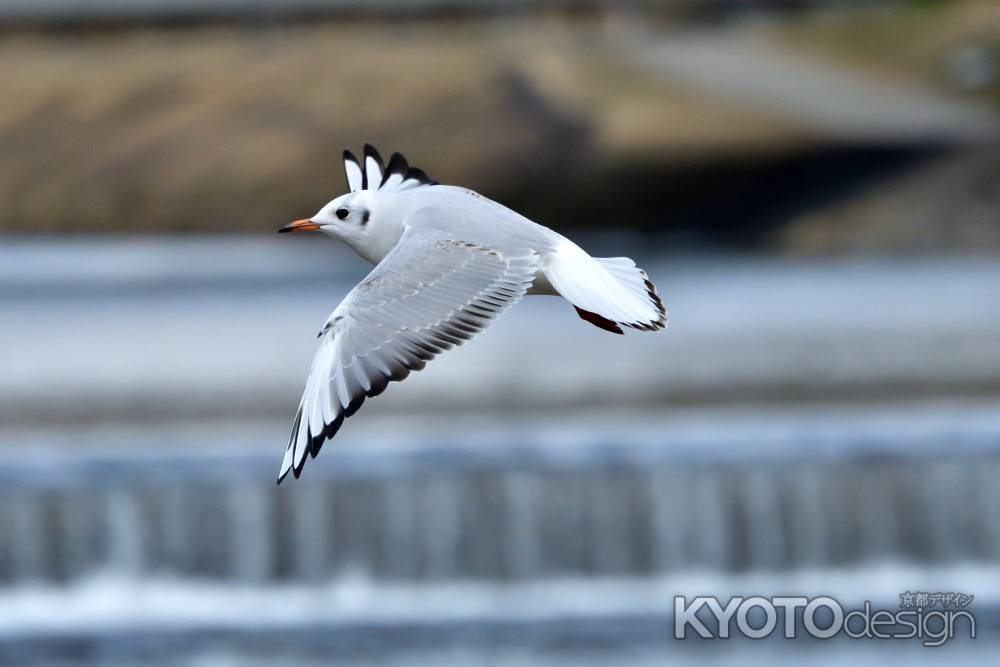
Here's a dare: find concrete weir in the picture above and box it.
[0,406,997,585]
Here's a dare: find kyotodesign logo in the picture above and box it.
[674,593,976,647]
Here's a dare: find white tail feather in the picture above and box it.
[544,242,667,333]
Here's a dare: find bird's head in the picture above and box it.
[279,190,374,242]
[280,144,436,239]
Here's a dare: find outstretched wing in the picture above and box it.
[278,227,539,483]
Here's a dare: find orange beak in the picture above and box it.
[278,219,321,233]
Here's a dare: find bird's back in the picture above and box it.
[391,185,562,255]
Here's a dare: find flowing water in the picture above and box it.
[1,240,998,664]
[2,400,1000,585]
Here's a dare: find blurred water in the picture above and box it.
[2,400,1000,577]
[3,238,1000,424]
[0,562,996,665]
[1,238,998,664]
[0,399,998,664]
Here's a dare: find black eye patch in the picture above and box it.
[362,210,370,225]
[336,207,349,220]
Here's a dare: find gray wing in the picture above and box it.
[278,227,539,482]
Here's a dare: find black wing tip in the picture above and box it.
[363,143,383,164]
[311,414,344,459]
[643,279,668,330]
[408,167,437,185]
[343,147,435,190]
[279,411,348,484]
[362,143,385,191]
[387,151,408,167]
[384,152,409,179]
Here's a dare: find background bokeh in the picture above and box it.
[1,1,999,665]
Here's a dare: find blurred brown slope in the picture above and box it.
[2,3,999,249]
[0,19,794,235]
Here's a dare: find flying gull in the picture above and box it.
[277,145,667,482]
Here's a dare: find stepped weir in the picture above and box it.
[1,418,995,585]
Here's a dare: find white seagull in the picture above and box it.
[276,145,667,483]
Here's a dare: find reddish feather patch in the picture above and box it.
[574,306,624,335]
